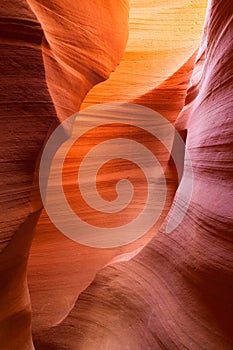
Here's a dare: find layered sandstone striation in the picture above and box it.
[0,1,55,348]
[28,0,207,333]
[1,0,232,349]
[34,0,233,349]
[0,0,128,348]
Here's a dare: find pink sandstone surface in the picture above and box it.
[0,0,232,349]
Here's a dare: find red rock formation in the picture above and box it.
[26,0,129,121]
[28,0,207,334]
[2,0,232,349]
[0,0,128,348]
[0,2,56,348]
[33,0,233,349]
[28,55,196,333]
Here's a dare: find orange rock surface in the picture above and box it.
[1,0,233,349]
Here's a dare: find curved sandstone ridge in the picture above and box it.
[1,0,232,349]
[28,53,197,333]
[34,0,233,349]
[28,0,208,332]
[0,0,128,348]
[82,0,208,107]
[26,0,129,121]
[0,1,56,348]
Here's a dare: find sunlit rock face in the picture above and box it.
[1,0,232,350]
[28,0,207,334]
[0,1,128,349]
[34,0,232,349]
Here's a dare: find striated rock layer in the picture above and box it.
[27,0,208,333]
[29,53,197,333]
[33,0,233,349]
[0,0,129,348]
[0,2,55,348]
[1,0,232,349]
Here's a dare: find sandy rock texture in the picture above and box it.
[1,0,232,349]
[34,0,233,349]
[0,1,55,348]
[0,0,128,349]
[28,0,207,335]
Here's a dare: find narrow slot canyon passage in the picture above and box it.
[0,1,233,349]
